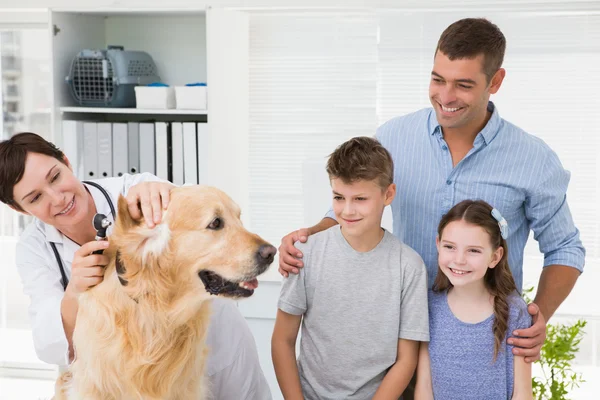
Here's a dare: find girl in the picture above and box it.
[415,199,533,400]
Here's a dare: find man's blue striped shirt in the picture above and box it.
[327,102,585,289]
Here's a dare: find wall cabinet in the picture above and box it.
[49,7,252,226]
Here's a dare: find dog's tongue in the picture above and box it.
[242,278,259,290]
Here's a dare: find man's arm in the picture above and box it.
[509,264,580,363]
[307,217,338,236]
[526,148,585,308]
[534,264,580,321]
[512,150,585,362]
[372,339,419,400]
[272,310,304,400]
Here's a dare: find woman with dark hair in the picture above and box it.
[0,132,272,399]
[0,132,174,364]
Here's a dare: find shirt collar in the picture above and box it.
[44,221,63,243]
[428,101,502,145]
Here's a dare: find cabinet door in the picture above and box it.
[205,7,251,227]
[0,26,58,381]
[49,11,105,144]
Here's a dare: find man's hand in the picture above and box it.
[278,228,311,277]
[508,303,546,363]
[126,181,175,228]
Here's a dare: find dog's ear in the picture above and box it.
[114,194,172,263]
[117,194,140,230]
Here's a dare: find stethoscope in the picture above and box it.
[92,213,112,254]
[50,181,115,291]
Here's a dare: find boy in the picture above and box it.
[271,136,429,399]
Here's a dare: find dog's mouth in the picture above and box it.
[198,271,259,298]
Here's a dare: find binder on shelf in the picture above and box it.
[83,122,99,179]
[182,122,198,185]
[196,122,209,185]
[155,122,169,181]
[139,122,156,175]
[171,122,185,185]
[127,122,140,175]
[97,122,113,178]
[62,120,84,180]
[63,118,207,183]
[112,123,128,177]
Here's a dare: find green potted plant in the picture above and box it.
[522,287,587,400]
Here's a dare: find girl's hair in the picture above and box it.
[433,199,517,361]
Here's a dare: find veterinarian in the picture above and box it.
[0,132,272,400]
[278,17,585,396]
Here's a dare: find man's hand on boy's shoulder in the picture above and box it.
[279,218,339,277]
[279,227,311,277]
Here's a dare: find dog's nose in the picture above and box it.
[256,244,277,265]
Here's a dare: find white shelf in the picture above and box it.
[60,107,208,115]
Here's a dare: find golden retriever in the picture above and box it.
[54,185,276,400]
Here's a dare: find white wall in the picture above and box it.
[3,0,600,11]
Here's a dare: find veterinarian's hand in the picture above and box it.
[278,228,310,277]
[67,240,110,296]
[508,303,546,363]
[126,181,175,228]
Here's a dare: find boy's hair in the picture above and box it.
[0,132,66,212]
[433,199,517,362]
[326,136,394,190]
[436,18,506,83]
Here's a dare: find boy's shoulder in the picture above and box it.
[294,225,339,254]
[393,238,427,278]
[397,239,425,265]
[297,227,425,269]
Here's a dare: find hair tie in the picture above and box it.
[491,208,508,240]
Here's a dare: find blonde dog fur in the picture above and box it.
[53,185,275,400]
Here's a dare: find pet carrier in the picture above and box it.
[65,45,160,107]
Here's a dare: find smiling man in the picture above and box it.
[278,17,585,399]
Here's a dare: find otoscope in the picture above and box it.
[92,213,112,254]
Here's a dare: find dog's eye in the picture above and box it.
[208,217,223,230]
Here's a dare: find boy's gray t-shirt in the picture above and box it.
[278,226,429,400]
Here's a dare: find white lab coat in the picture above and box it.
[15,173,272,399]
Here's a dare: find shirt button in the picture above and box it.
[441,145,448,151]
[446,180,452,185]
